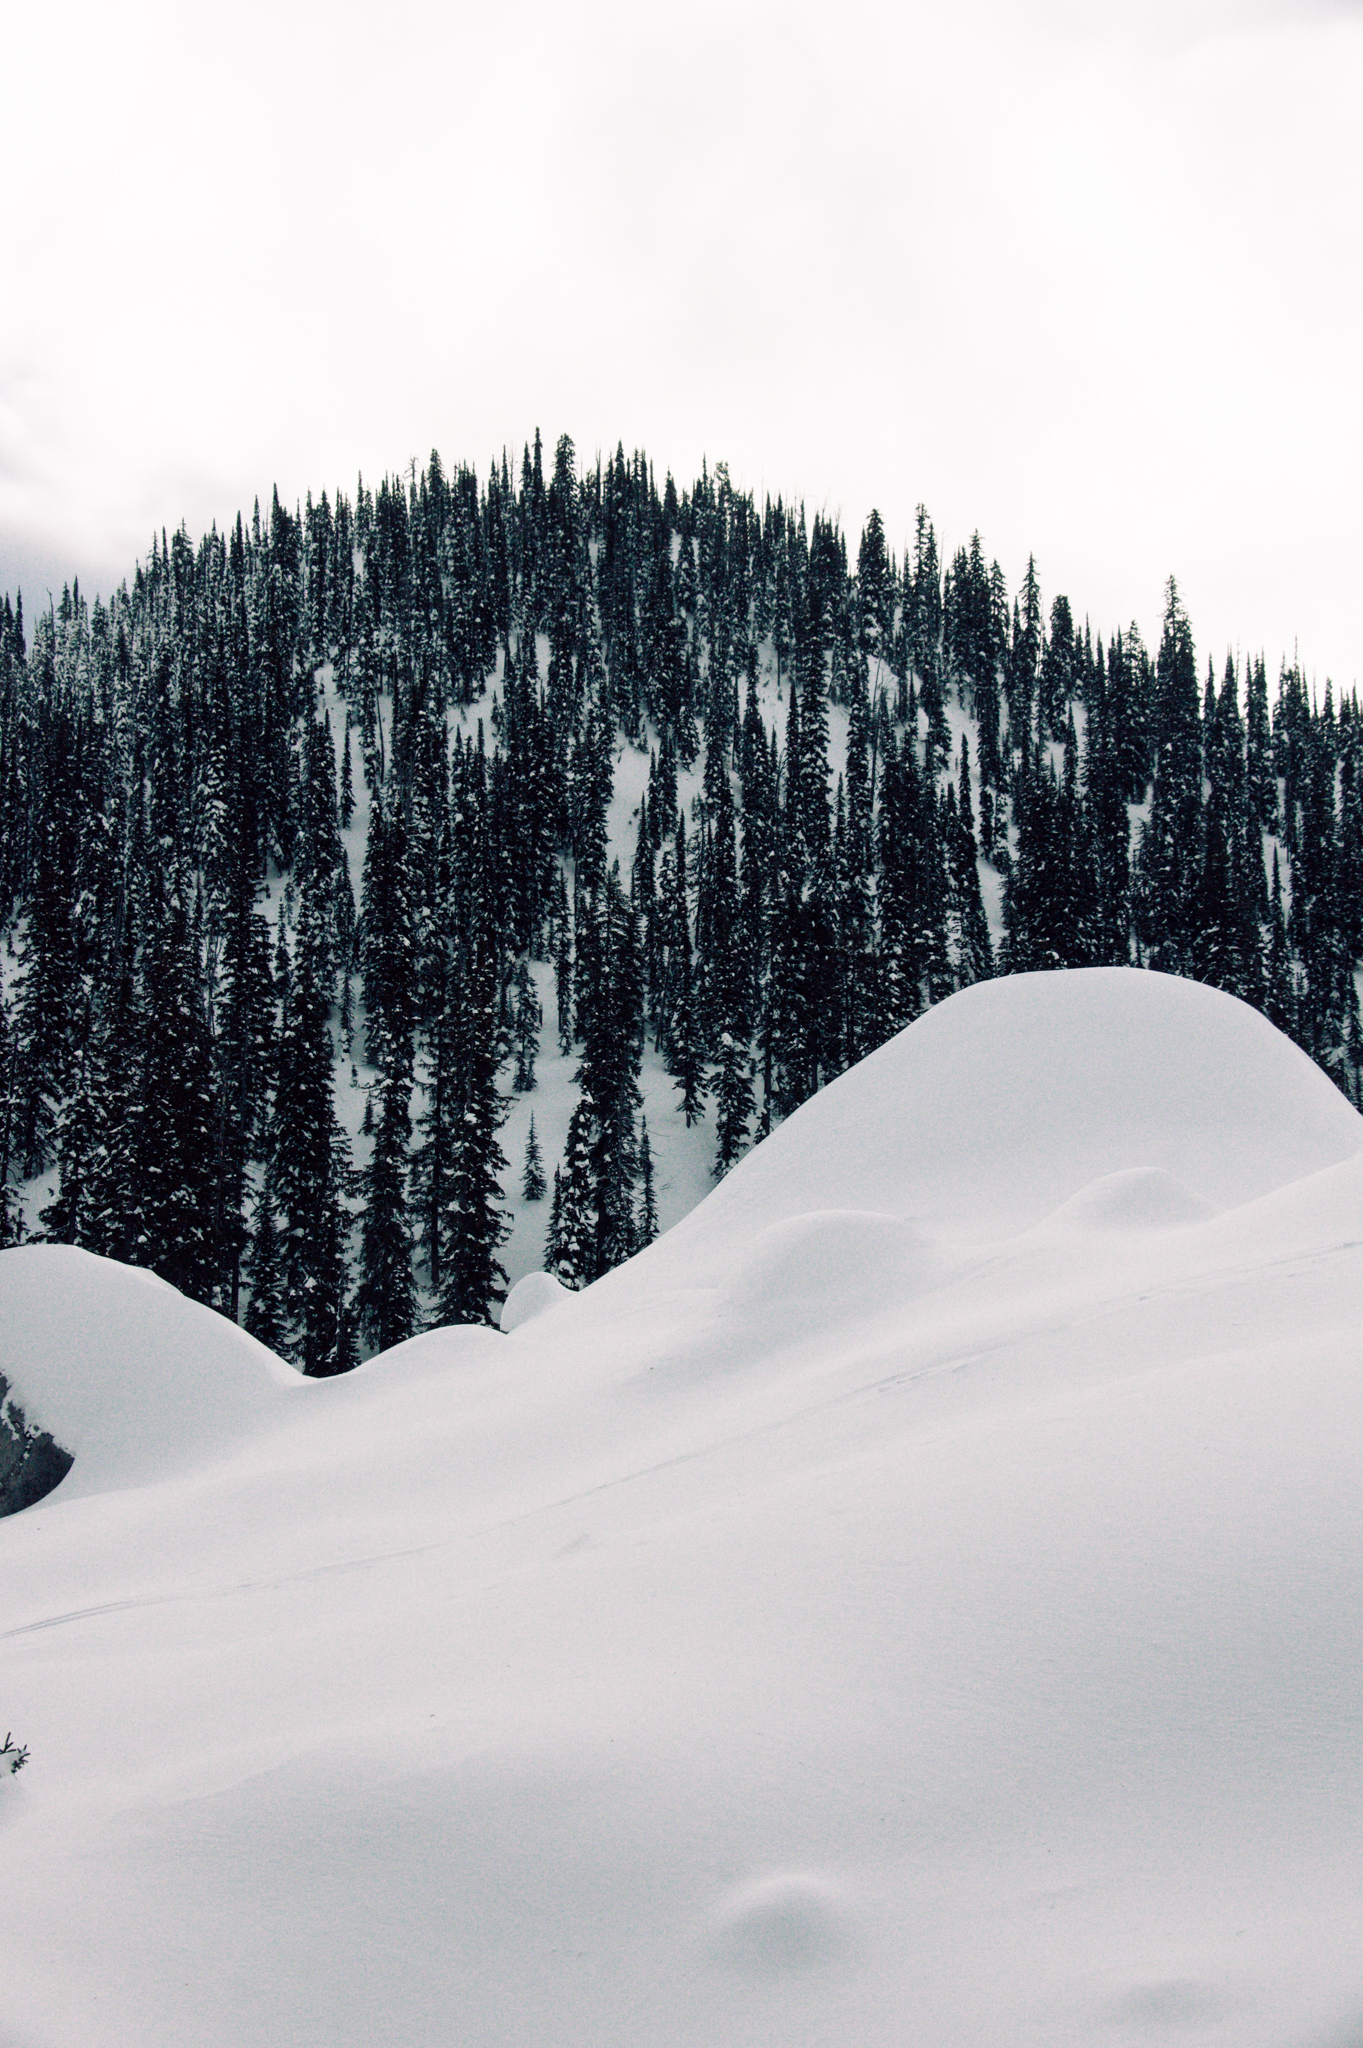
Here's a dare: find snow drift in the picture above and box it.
[631,963,1362,1271]
[3,968,1363,2048]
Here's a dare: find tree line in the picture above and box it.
[1,430,1359,1366]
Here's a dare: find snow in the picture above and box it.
[625,966,1361,1282]
[499,1266,571,1333]
[4,967,1363,2047]
[0,1249,296,1498]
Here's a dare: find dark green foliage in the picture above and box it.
[432,982,510,1328]
[1134,579,1204,973]
[243,1179,288,1355]
[944,768,995,990]
[577,873,644,1276]
[636,1115,658,1245]
[511,955,542,1091]
[856,509,893,656]
[712,1028,753,1177]
[1,433,1358,1331]
[359,787,416,1075]
[355,1067,417,1353]
[521,1113,546,1202]
[339,715,355,828]
[0,989,20,1246]
[114,885,221,1302]
[271,886,351,1374]
[1003,735,1095,974]
[546,1098,595,1289]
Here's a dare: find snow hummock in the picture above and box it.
[636,965,1359,1280]
[500,1266,573,1333]
[4,967,1363,2048]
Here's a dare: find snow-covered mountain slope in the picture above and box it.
[4,969,1363,2048]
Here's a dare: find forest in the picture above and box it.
[1,430,1359,1370]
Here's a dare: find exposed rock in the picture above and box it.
[0,1370,72,1516]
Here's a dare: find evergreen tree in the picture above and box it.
[579,873,644,1275]
[2,435,1359,1324]
[711,1027,753,1177]
[636,1114,659,1246]
[359,785,416,1075]
[433,982,510,1327]
[355,1066,417,1354]
[661,819,707,1123]
[339,714,356,828]
[37,1010,97,1249]
[521,1113,547,1202]
[243,1179,288,1355]
[271,881,351,1374]
[1264,847,1293,1034]
[0,988,22,1246]
[546,1097,595,1289]
[1135,579,1203,972]
[83,882,221,1304]
[412,959,459,1291]
[856,508,893,655]
[944,768,995,988]
[669,964,707,1126]
[511,955,542,1091]
[553,867,575,1053]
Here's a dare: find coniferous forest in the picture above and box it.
[1,431,1360,1369]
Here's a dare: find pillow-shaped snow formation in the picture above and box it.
[647,969,1363,1272]
[720,1209,947,1342]
[500,1268,573,1334]
[1036,1166,1218,1234]
[709,1870,851,1975]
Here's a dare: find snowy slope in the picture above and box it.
[4,968,1363,2048]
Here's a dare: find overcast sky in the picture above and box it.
[2,0,1359,689]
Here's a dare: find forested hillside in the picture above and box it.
[1,431,1359,1368]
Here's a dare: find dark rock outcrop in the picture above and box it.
[0,1371,73,1515]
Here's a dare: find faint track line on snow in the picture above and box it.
[1,1541,443,1638]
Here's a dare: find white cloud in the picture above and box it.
[2,0,1359,683]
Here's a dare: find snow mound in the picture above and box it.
[5,970,1363,2046]
[0,1245,297,1499]
[500,1268,573,1334]
[710,1871,851,1975]
[644,969,1362,1279]
[1038,1166,1219,1234]
[719,1209,948,1345]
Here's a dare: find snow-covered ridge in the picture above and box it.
[3,968,1362,2046]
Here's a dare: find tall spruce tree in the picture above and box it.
[355,1066,417,1354]
[547,1097,595,1289]
[636,1115,659,1245]
[432,979,510,1327]
[243,1177,288,1355]
[521,1113,546,1202]
[272,880,351,1374]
